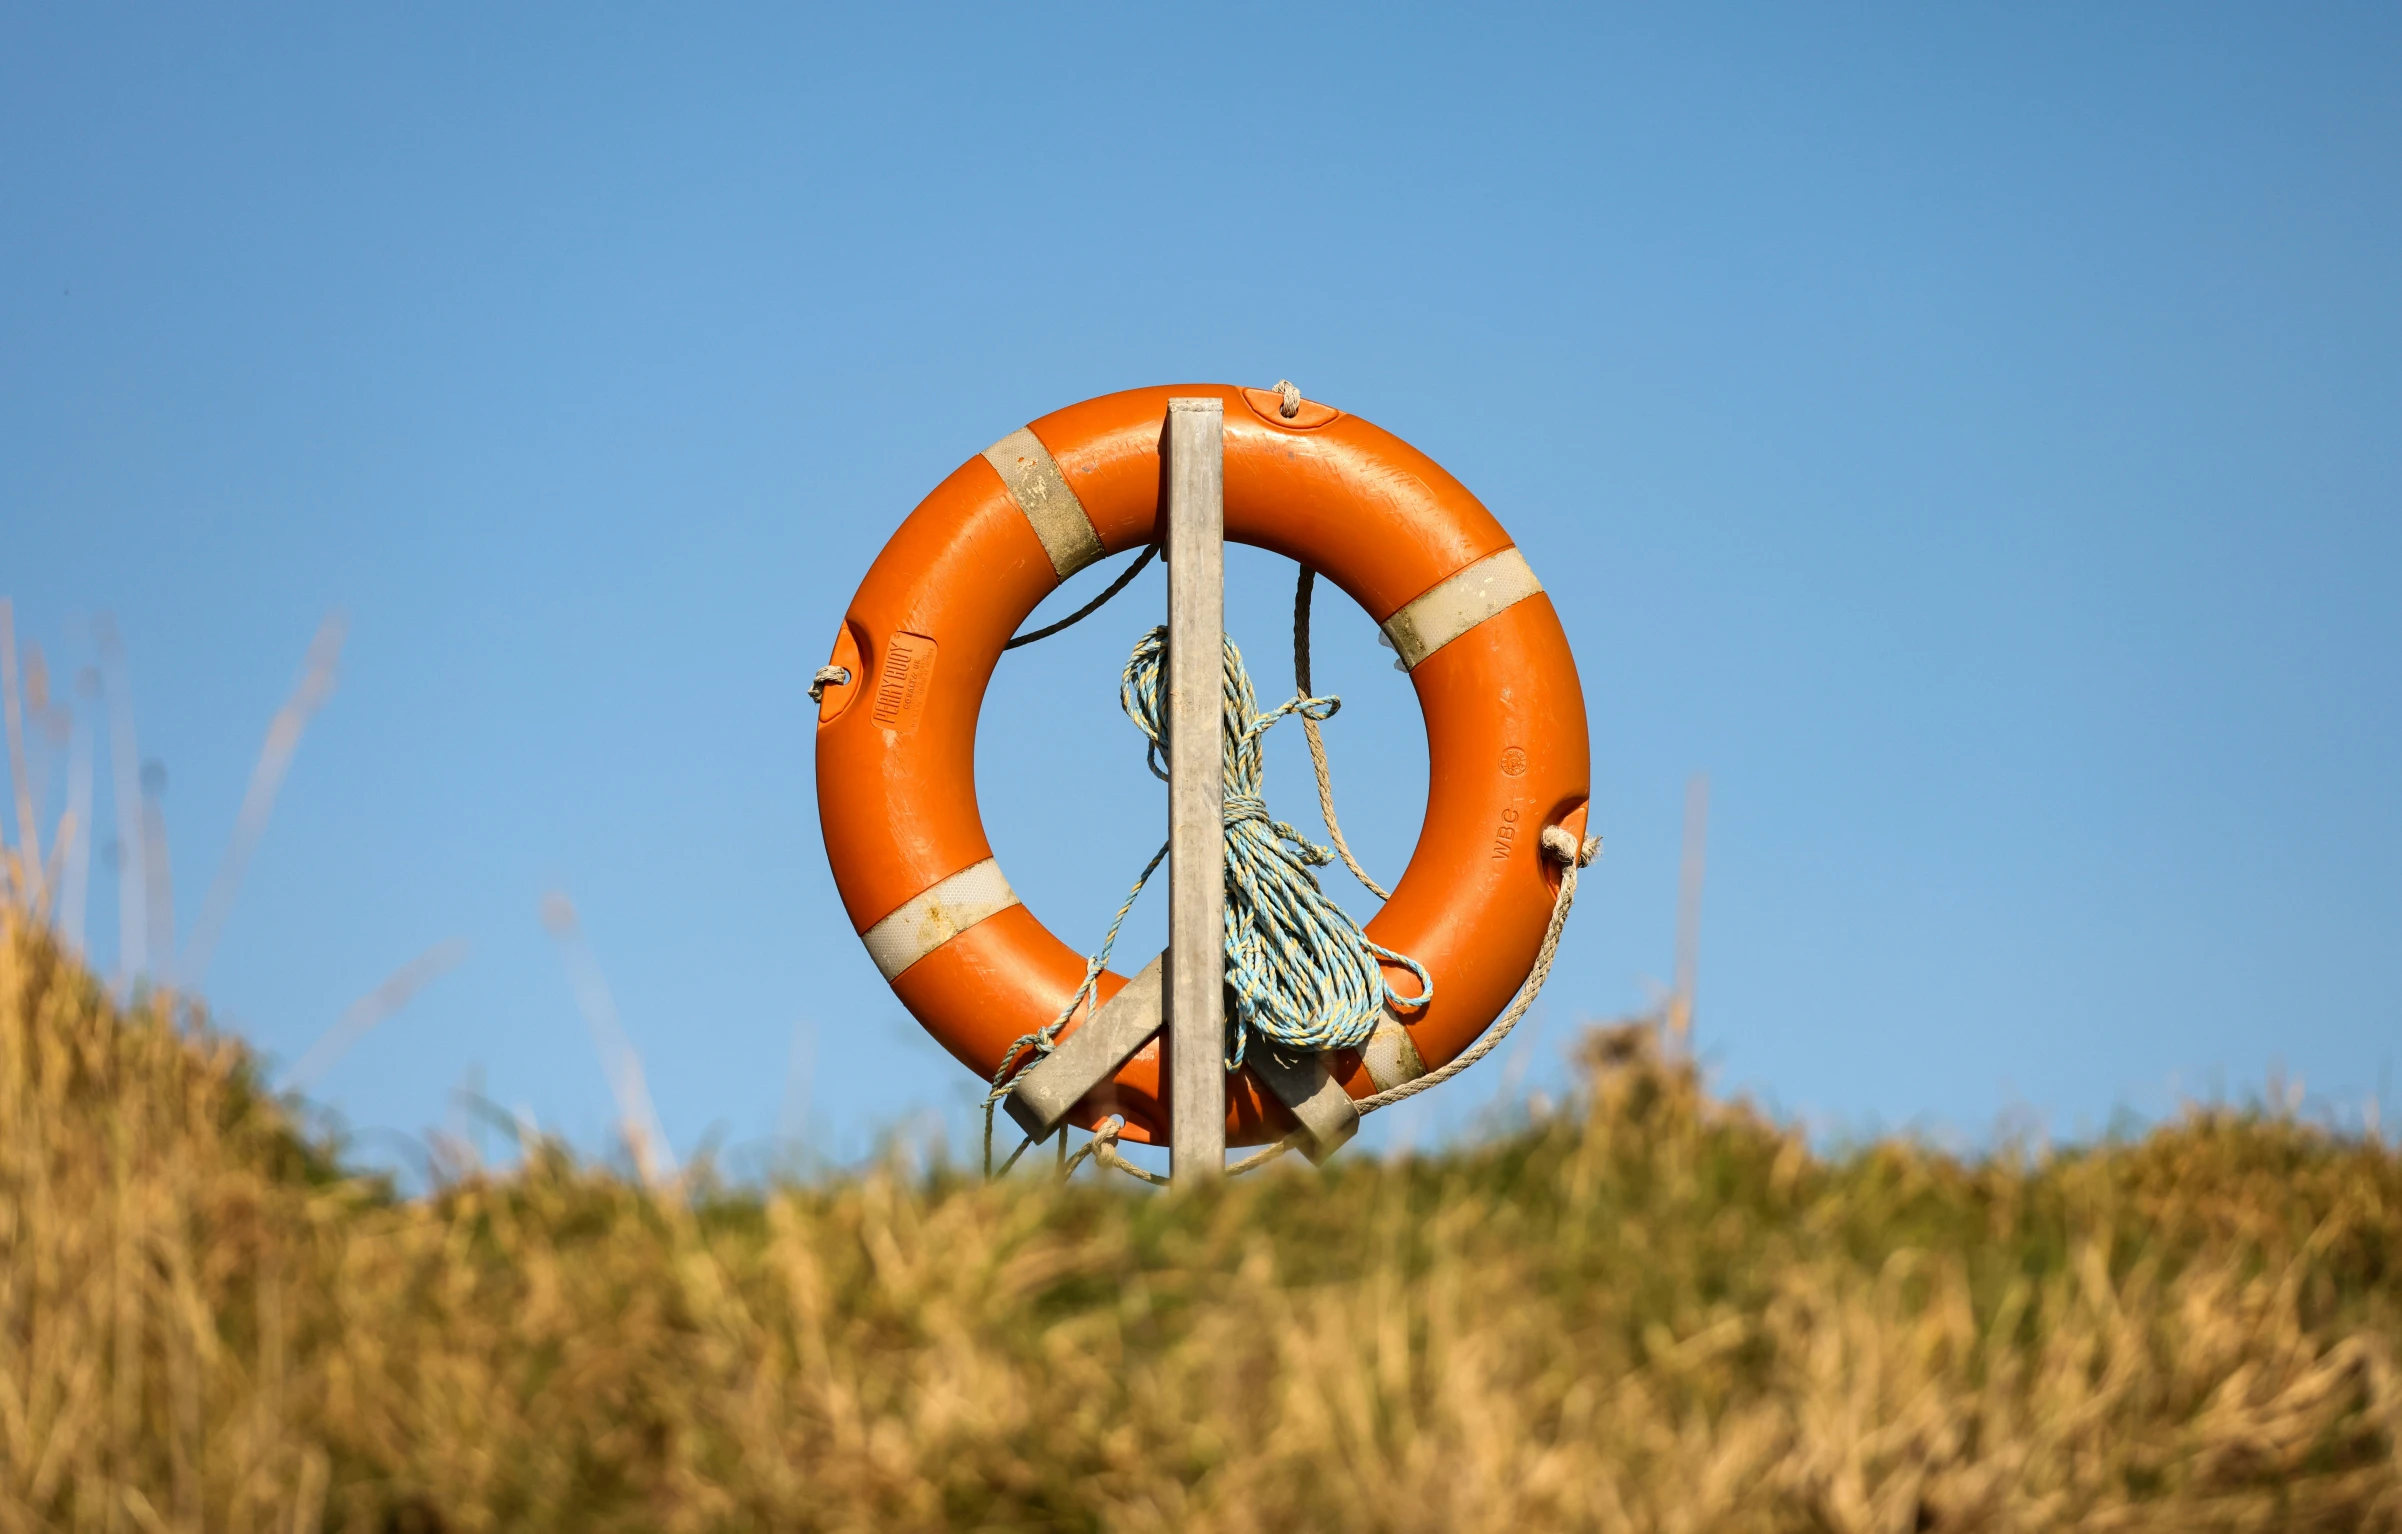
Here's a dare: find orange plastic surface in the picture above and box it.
[816,385,1590,1146]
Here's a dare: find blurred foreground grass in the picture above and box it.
[3,905,2399,1532]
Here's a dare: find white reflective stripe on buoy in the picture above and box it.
[1359,1018,1427,1093]
[861,858,1022,981]
[983,426,1103,580]
[1380,547,1544,671]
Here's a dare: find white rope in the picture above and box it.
[808,665,849,703]
[1062,1116,1169,1185]
[1274,379,1303,419]
[1350,823,1596,1115]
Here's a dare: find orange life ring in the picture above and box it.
[815,384,1589,1147]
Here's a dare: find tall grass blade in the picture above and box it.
[180,612,346,991]
[95,614,148,988]
[140,759,173,986]
[540,890,674,1188]
[0,598,40,903]
[1669,770,1709,1045]
[57,675,96,954]
[280,937,471,1094]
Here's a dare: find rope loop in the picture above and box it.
[807,665,850,703]
[1273,379,1303,419]
[1351,817,1595,1115]
[1541,825,1602,867]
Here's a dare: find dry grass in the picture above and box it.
[2,905,2399,1532]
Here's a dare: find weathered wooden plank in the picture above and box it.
[1247,1048,1361,1165]
[1002,952,1165,1140]
[1165,398,1227,1181]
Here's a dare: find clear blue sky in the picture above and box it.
[6,6,2397,1174]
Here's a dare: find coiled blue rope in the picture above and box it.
[1117,625,1431,1067]
[983,623,1432,1169]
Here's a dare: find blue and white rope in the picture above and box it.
[1116,625,1431,1068]
[982,622,1432,1170]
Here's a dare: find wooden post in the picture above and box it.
[1004,399,1356,1173]
[1164,398,1226,1181]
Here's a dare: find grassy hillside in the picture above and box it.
[2,905,2398,1532]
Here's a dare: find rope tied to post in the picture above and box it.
[981,620,1433,1170]
[1062,1115,1168,1185]
[1119,625,1432,1068]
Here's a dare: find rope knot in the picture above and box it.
[1225,794,1336,868]
[1273,379,1303,419]
[1222,792,1272,827]
[1540,825,1602,867]
[1063,1116,1168,1186]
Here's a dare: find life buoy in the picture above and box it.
[816,384,1588,1147]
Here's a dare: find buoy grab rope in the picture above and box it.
[1047,813,1594,1185]
[1172,815,1596,1183]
